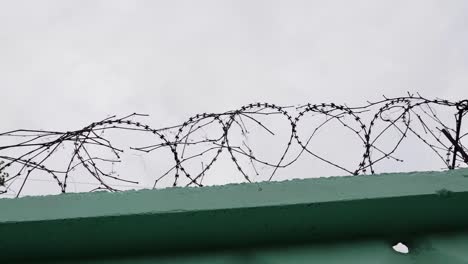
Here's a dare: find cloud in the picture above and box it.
[1,0,468,196]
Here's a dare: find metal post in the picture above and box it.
[451,109,464,169]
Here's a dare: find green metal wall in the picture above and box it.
[2,169,468,263]
[41,233,468,264]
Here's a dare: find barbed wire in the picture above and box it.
[1,93,467,197]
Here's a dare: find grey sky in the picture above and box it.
[1,1,468,197]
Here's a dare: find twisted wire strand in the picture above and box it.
[1,94,467,197]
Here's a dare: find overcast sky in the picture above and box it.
[1,1,468,196]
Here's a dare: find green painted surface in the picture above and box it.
[2,169,468,263]
[38,232,468,264]
[40,240,413,264]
